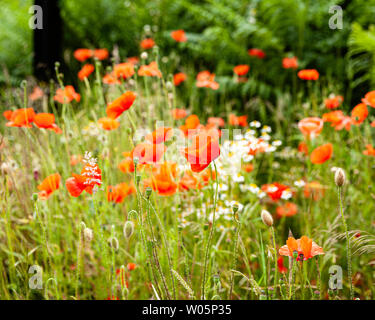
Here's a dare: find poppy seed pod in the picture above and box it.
[335,168,346,187]
[124,221,135,239]
[261,209,273,227]
[83,227,93,243]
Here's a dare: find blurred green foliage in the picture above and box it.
[1,0,375,103]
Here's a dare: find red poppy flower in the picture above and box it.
[106,91,136,119]
[248,48,266,59]
[310,143,333,164]
[279,236,324,261]
[229,114,248,127]
[277,257,287,273]
[37,173,61,200]
[93,48,109,60]
[298,141,309,155]
[282,57,298,69]
[78,64,94,81]
[5,108,35,128]
[103,73,121,85]
[207,117,225,127]
[146,127,173,144]
[98,117,120,130]
[113,62,135,80]
[144,162,178,196]
[34,113,62,133]
[298,117,323,139]
[183,131,220,173]
[66,162,102,197]
[178,170,199,191]
[322,111,352,131]
[171,108,187,120]
[297,69,319,80]
[133,142,166,164]
[107,182,135,203]
[325,95,343,109]
[171,30,187,42]
[74,48,93,62]
[29,86,44,101]
[3,110,13,121]
[173,72,187,86]
[196,71,219,90]
[127,57,139,65]
[363,144,375,156]
[261,182,291,201]
[140,38,155,49]
[362,90,375,108]
[276,202,298,217]
[54,85,81,104]
[351,103,368,125]
[233,65,250,76]
[138,61,162,78]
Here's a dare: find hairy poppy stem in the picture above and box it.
[338,186,354,299]
[271,226,278,299]
[228,208,241,299]
[201,161,219,300]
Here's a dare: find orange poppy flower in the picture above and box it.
[229,114,248,127]
[279,236,324,261]
[363,144,375,156]
[282,57,298,69]
[248,48,266,59]
[196,71,219,90]
[180,114,201,136]
[171,108,187,120]
[29,86,44,101]
[278,257,288,273]
[66,163,102,197]
[178,170,199,191]
[233,65,250,76]
[144,162,178,196]
[103,73,121,85]
[3,110,13,120]
[106,91,136,119]
[54,85,81,104]
[113,62,135,79]
[303,181,325,201]
[173,72,187,86]
[183,131,220,173]
[207,117,225,128]
[127,262,136,271]
[138,61,162,78]
[146,127,173,144]
[127,56,140,65]
[276,202,298,217]
[37,173,61,200]
[70,155,82,166]
[324,95,343,109]
[243,163,254,173]
[322,110,352,131]
[5,108,35,128]
[351,103,368,125]
[34,113,62,134]
[140,38,155,49]
[297,69,319,80]
[98,117,120,130]
[118,157,135,173]
[93,48,109,60]
[107,182,135,203]
[298,117,323,139]
[298,141,309,155]
[171,30,187,42]
[133,142,166,164]
[310,143,333,164]
[74,48,93,62]
[78,64,94,81]
[362,90,375,108]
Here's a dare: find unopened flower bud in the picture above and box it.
[83,227,93,243]
[145,187,152,198]
[140,52,148,60]
[261,209,273,227]
[232,203,239,214]
[123,221,135,239]
[32,193,38,201]
[335,168,346,187]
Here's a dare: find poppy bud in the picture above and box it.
[83,227,93,243]
[128,210,138,220]
[261,209,273,227]
[32,193,38,201]
[145,187,152,198]
[133,157,139,165]
[232,203,239,214]
[140,52,148,60]
[123,221,135,239]
[108,237,119,250]
[335,168,346,187]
